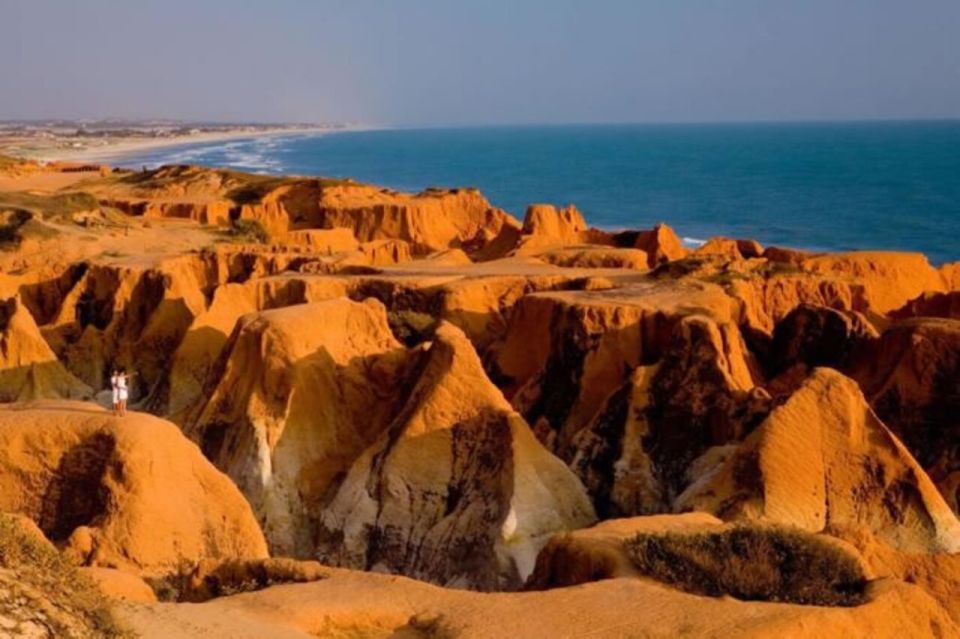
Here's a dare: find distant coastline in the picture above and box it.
[0,121,369,164]
[105,121,960,264]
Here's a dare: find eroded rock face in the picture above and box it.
[851,318,960,510]
[758,303,878,387]
[676,368,960,554]
[625,223,688,268]
[0,296,91,402]
[531,246,650,270]
[0,402,268,575]
[317,323,596,590]
[940,262,960,290]
[569,315,767,516]
[494,280,745,452]
[188,298,593,587]
[522,204,587,242]
[5,161,959,614]
[187,298,409,556]
[725,267,860,335]
[891,290,960,320]
[801,251,945,316]
[311,184,520,255]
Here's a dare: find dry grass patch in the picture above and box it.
[626,525,868,606]
[0,514,128,637]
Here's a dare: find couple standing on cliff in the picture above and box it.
[110,368,131,416]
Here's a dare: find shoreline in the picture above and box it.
[7,124,371,165]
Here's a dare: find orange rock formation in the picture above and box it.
[1,161,958,637]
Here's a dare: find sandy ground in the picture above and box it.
[115,568,958,639]
[0,171,98,192]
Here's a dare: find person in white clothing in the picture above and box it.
[110,369,120,416]
[117,368,129,417]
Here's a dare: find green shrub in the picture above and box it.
[0,191,100,222]
[625,525,867,606]
[228,218,269,244]
[0,208,32,247]
[388,310,438,347]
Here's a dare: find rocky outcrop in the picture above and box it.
[33,249,303,407]
[0,296,91,402]
[801,251,946,316]
[310,184,520,255]
[850,318,960,510]
[891,290,960,320]
[759,303,878,385]
[725,267,861,335]
[41,258,212,399]
[285,228,360,253]
[939,262,960,290]
[102,197,233,225]
[522,204,587,242]
[164,274,348,419]
[494,280,746,452]
[569,314,766,516]
[633,223,688,265]
[0,402,268,575]
[531,246,650,270]
[694,237,762,261]
[187,298,409,556]
[676,369,960,554]
[317,323,596,590]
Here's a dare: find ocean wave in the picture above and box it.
[682,236,707,247]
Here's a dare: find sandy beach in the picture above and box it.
[0,123,364,165]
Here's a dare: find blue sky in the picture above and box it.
[2,0,959,125]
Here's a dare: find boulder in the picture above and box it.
[0,401,268,575]
[676,369,960,554]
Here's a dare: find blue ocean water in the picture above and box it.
[117,122,960,264]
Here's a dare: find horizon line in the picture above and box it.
[3,116,960,129]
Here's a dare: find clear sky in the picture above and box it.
[2,0,959,125]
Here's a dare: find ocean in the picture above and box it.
[114,122,960,264]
